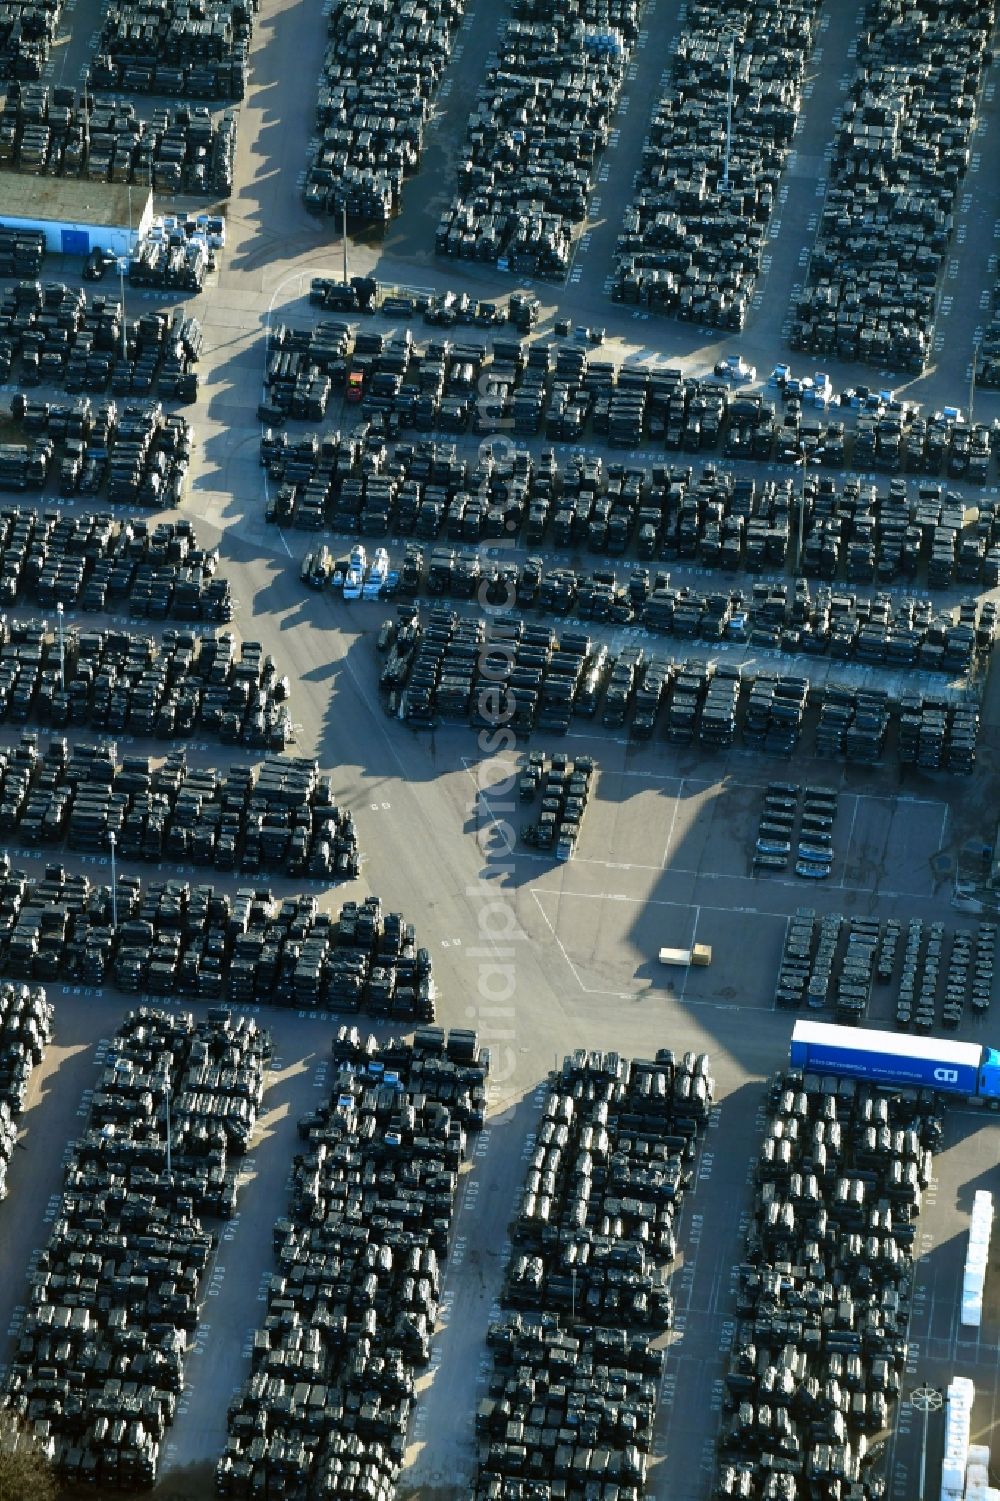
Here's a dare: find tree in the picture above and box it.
[0,1414,58,1501]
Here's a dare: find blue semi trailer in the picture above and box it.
[790,1021,1000,1104]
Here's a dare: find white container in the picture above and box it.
[943,1377,976,1499]
[944,1460,967,1492]
[963,1194,993,1328]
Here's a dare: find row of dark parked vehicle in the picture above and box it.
[5,1005,269,1488]
[261,320,998,483]
[86,0,254,99]
[0,0,61,82]
[359,541,995,676]
[714,1068,943,1497]
[0,506,231,619]
[3,393,193,507]
[892,918,997,1032]
[0,284,202,400]
[790,0,995,370]
[436,1,641,277]
[303,0,465,225]
[519,750,595,863]
[613,0,821,327]
[0,82,237,195]
[0,226,45,277]
[0,863,433,1018]
[378,606,981,773]
[753,781,839,881]
[976,274,1000,388]
[775,908,996,1030]
[0,735,359,880]
[264,423,1000,589]
[475,1047,712,1499]
[218,1024,488,1498]
[0,617,293,750]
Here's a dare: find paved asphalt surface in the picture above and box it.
[0,1,998,1499]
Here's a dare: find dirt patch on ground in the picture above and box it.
[61,1461,217,1501]
[395,1489,470,1501]
[60,1466,468,1501]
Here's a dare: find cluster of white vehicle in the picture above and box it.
[713,355,836,407]
[343,544,389,601]
[145,212,227,252]
[768,363,834,407]
[712,354,952,419]
[713,353,758,385]
[299,543,395,598]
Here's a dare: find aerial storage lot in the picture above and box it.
[0,0,997,1497]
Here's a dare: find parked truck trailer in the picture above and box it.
[789,1020,1000,1104]
[659,944,712,967]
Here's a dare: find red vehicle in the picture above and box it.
[346,369,364,403]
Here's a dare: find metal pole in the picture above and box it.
[910,1385,943,1501]
[797,446,807,572]
[571,1267,576,1321]
[165,1080,172,1179]
[56,603,65,692]
[119,257,127,362]
[109,832,117,931]
[970,341,978,426]
[120,185,134,362]
[342,204,349,286]
[722,45,734,194]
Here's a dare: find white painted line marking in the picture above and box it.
[838,793,861,889]
[661,775,685,869]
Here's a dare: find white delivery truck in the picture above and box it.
[659,944,712,967]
